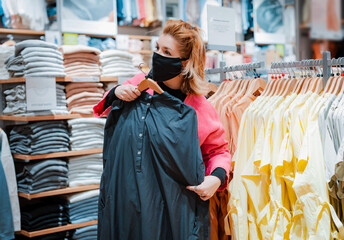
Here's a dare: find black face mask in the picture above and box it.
[147,52,188,82]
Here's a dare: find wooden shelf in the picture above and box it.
[0,114,95,121]
[17,220,97,238]
[13,148,103,160]
[0,76,118,84]
[0,28,45,36]
[18,184,100,200]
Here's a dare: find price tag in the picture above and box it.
[71,76,100,82]
[26,77,57,111]
[116,34,129,50]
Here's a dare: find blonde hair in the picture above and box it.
[162,20,208,96]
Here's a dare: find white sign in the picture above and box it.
[207,5,236,51]
[72,76,100,82]
[116,35,129,50]
[45,31,62,46]
[26,77,57,111]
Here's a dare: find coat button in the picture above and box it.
[137,151,141,155]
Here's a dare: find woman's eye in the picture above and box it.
[165,51,171,56]
[155,46,159,51]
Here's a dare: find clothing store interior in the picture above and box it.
[0,0,344,239]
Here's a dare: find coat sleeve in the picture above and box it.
[93,73,146,117]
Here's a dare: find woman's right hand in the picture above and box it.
[115,85,141,102]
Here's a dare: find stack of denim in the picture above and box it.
[67,189,99,224]
[0,45,14,79]
[60,45,101,77]
[6,40,66,77]
[2,83,68,116]
[9,121,70,155]
[67,118,105,151]
[68,153,103,187]
[16,159,68,194]
[100,49,138,77]
[72,224,97,240]
[21,198,69,232]
[65,82,104,114]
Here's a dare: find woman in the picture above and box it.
[94,20,231,239]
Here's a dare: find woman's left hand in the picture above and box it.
[186,176,221,201]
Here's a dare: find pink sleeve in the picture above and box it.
[93,73,146,117]
[186,96,232,191]
[201,118,232,191]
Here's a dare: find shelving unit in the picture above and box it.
[17,220,98,238]
[13,148,103,161]
[0,28,45,35]
[18,184,100,200]
[0,76,118,84]
[0,114,95,121]
[0,71,113,238]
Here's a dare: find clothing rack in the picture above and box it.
[205,61,265,81]
[270,51,334,85]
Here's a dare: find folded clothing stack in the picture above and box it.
[0,45,14,79]
[60,45,101,77]
[67,189,99,224]
[100,49,138,77]
[3,84,26,115]
[5,40,66,78]
[67,118,105,151]
[21,199,69,232]
[68,153,103,187]
[15,159,68,194]
[72,224,97,240]
[2,83,68,116]
[9,121,70,155]
[65,82,105,114]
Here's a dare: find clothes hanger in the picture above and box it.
[330,59,343,95]
[314,65,325,94]
[137,78,164,94]
[281,64,298,97]
[323,59,336,94]
[274,63,289,96]
[261,69,277,96]
[306,60,321,93]
[137,64,164,94]
[339,58,344,93]
[244,68,266,97]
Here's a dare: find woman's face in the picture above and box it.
[155,34,182,58]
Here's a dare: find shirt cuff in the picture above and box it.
[211,168,226,187]
[103,85,120,111]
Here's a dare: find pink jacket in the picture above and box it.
[93,73,231,190]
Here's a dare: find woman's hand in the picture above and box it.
[186,176,221,201]
[115,85,141,102]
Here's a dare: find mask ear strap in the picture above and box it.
[180,58,189,61]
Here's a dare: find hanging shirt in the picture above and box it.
[98,91,209,239]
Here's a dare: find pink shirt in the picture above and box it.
[93,73,231,190]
